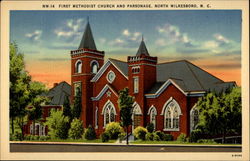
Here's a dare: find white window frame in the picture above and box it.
[148,105,157,130]
[75,59,82,73]
[102,100,116,128]
[90,60,99,74]
[132,102,142,131]
[161,97,182,131]
[133,76,139,93]
[106,70,116,83]
[95,107,98,129]
[190,104,199,133]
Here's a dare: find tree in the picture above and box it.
[63,95,72,120]
[196,87,241,143]
[118,88,134,145]
[27,81,48,135]
[9,42,32,138]
[68,118,84,139]
[45,109,69,139]
[105,122,124,140]
[72,88,82,119]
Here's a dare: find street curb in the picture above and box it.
[10,141,242,148]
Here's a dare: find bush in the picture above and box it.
[13,132,23,141]
[162,133,173,141]
[45,109,70,139]
[190,129,203,143]
[68,118,84,140]
[133,126,148,140]
[145,133,154,141]
[153,133,161,141]
[39,135,48,141]
[177,133,187,143]
[24,134,31,140]
[118,132,126,141]
[84,125,96,140]
[155,131,164,141]
[197,139,216,144]
[105,122,123,140]
[33,135,39,140]
[146,123,154,133]
[101,132,110,142]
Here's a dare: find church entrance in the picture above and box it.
[132,102,142,131]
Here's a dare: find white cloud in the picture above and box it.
[213,33,230,44]
[25,30,42,41]
[156,23,192,46]
[203,41,219,48]
[122,29,130,36]
[54,18,84,39]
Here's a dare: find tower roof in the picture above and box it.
[136,37,150,56]
[78,21,97,50]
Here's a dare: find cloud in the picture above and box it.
[25,30,42,41]
[156,23,192,46]
[201,63,241,69]
[39,58,69,61]
[54,18,84,41]
[214,33,230,44]
[109,29,141,48]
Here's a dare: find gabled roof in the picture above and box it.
[91,58,128,82]
[136,39,150,56]
[46,81,71,105]
[78,21,97,50]
[146,60,235,95]
[91,84,118,101]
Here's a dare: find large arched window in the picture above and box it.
[132,102,142,130]
[75,60,82,73]
[147,106,157,130]
[90,60,99,74]
[190,105,199,132]
[161,98,182,131]
[102,100,116,127]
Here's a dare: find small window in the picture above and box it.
[74,82,82,96]
[106,71,116,83]
[75,60,82,73]
[132,66,140,74]
[91,61,99,74]
[133,77,139,93]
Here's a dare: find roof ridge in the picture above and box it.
[184,61,205,90]
[108,58,127,63]
[157,59,187,65]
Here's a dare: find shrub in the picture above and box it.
[177,133,187,143]
[68,118,84,140]
[118,132,126,141]
[145,133,154,141]
[105,122,123,140]
[190,129,203,143]
[153,133,161,141]
[24,134,31,140]
[146,123,155,133]
[10,134,14,141]
[133,126,148,140]
[33,135,39,140]
[162,133,173,141]
[197,139,216,144]
[155,131,164,141]
[45,109,70,139]
[13,132,22,141]
[101,132,110,142]
[39,135,47,141]
[84,125,96,140]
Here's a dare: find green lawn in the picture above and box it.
[18,138,116,143]
[132,140,241,146]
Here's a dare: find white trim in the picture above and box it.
[160,97,182,115]
[72,55,104,60]
[102,100,117,127]
[95,106,98,129]
[132,102,142,115]
[133,76,139,93]
[71,50,104,56]
[129,63,156,67]
[90,60,99,74]
[91,84,118,101]
[75,59,82,73]
[106,70,116,83]
[91,59,128,82]
[101,100,117,115]
[147,105,157,115]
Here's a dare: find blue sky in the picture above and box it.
[10,10,242,87]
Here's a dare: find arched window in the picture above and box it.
[102,101,116,127]
[190,105,199,132]
[148,106,157,130]
[75,60,82,73]
[132,102,142,130]
[161,98,182,131]
[90,60,99,74]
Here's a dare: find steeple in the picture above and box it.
[136,36,149,56]
[78,19,97,50]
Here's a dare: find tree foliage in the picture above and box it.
[105,122,124,140]
[118,88,134,145]
[68,118,84,139]
[63,95,72,120]
[72,89,82,119]
[196,87,241,143]
[45,109,70,139]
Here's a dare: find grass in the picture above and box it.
[132,140,241,146]
[16,138,116,143]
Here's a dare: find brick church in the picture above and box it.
[70,21,235,138]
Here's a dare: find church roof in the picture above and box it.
[78,21,97,50]
[136,39,150,56]
[109,58,128,76]
[146,60,235,94]
[45,81,71,105]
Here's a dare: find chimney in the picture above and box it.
[53,83,58,87]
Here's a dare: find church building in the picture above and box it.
[70,21,235,139]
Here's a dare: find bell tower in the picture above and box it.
[70,19,105,127]
[128,37,157,127]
